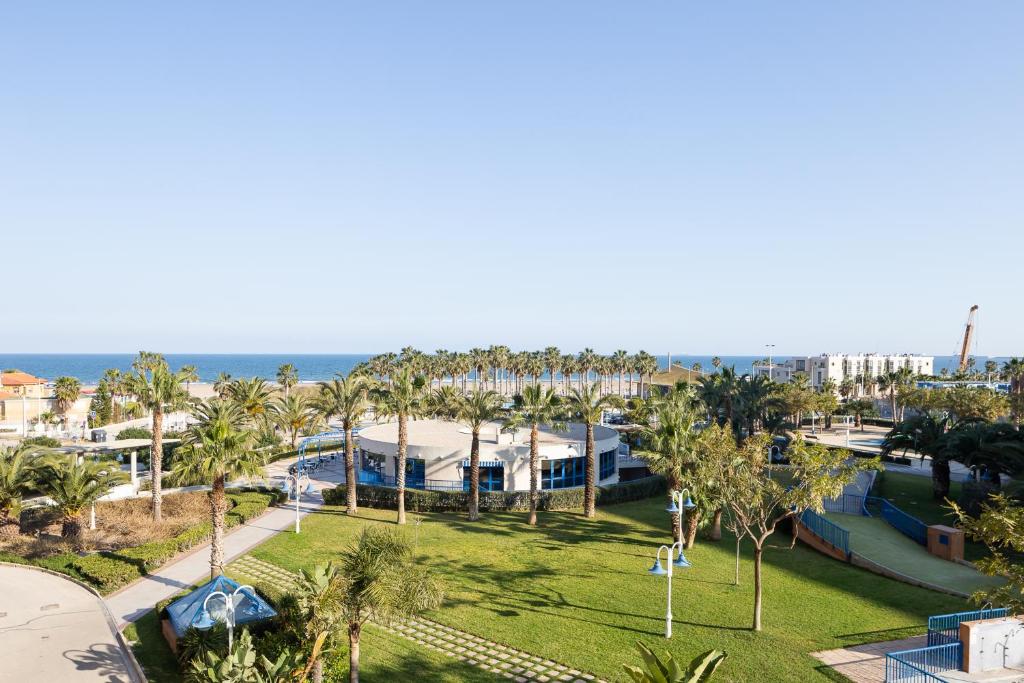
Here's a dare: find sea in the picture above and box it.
[0,353,1002,385]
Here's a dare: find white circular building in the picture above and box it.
[355,419,622,493]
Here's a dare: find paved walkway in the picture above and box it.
[227,555,607,683]
[105,456,338,628]
[0,564,142,683]
[812,635,927,683]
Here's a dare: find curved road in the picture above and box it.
[0,564,140,682]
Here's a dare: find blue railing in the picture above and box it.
[351,471,464,492]
[885,642,961,682]
[927,608,1008,646]
[799,509,850,556]
[822,493,870,516]
[877,498,928,545]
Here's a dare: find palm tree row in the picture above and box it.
[359,347,661,398]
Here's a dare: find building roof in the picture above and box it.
[0,392,17,400]
[166,575,276,637]
[0,371,47,386]
[358,419,618,449]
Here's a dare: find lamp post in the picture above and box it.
[201,584,256,654]
[666,489,697,547]
[766,344,776,381]
[281,471,312,533]
[647,541,689,638]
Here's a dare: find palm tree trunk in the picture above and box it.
[0,509,20,537]
[349,622,361,683]
[210,474,227,579]
[932,458,951,500]
[345,424,358,515]
[584,423,596,518]
[397,415,408,525]
[61,512,83,541]
[684,510,700,548]
[528,424,539,526]
[709,508,723,541]
[151,407,164,522]
[469,429,481,521]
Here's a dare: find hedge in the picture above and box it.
[321,475,668,513]
[72,553,143,591]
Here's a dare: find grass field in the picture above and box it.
[249,497,968,682]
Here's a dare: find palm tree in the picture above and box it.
[643,392,701,545]
[277,363,299,397]
[838,378,855,400]
[53,376,82,418]
[505,384,563,526]
[453,390,503,521]
[0,444,43,536]
[172,399,263,578]
[427,385,461,420]
[272,394,318,450]
[371,367,427,525]
[565,382,623,518]
[469,348,488,391]
[578,348,597,389]
[316,374,374,515]
[226,377,274,423]
[561,355,577,395]
[711,356,722,371]
[39,453,121,541]
[124,352,192,522]
[544,347,562,394]
[330,527,443,683]
[181,364,199,394]
[213,372,233,398]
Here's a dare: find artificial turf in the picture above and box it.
[248,498,969,682]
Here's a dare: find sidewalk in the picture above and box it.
[104,456,338,629]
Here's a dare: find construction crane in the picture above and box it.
[957,305,979,373]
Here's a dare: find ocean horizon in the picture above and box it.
[0,353,1003,385]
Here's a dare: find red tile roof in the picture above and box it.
[0,371,47,386]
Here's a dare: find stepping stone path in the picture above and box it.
[227,555,606,683]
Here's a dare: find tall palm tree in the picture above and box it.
[39,453,121,541]
[53,376,82,418]
[577,348,596,390]
[453,390,503,521]
[371,367,427,525]
[172,399,263,578]
[505,384,563,526]
[329,527,443,683]
[0,444,43,536]
[561,354,577,395]
[226,377,274,423]
[213,372,233,398]
[277,363,299,397]
[565,382,623,518]
[124,352,192,522]
[544,347,562,394]
[711,356,722,371]
[272,394,318,450]
[316,374,374,515]
[181,364,199,395]
[643,395,701,545]
[469,348,488,391]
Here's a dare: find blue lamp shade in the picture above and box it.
[673,549,691,568]
[280,480,290,493]
[648,559,668,576]
[683,496,697,510]
[666,501,680,514]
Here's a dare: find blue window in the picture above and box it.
[464,465,505,492]
[542,456,586,489]
[405,458,425,488]
[599,449,616,480]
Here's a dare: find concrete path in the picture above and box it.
[105,455,341,628]
[812,635,927,683]
[0,564,142,683]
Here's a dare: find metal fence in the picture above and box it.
[351,471,465,492]
[885,642,961,682]
[799,508,850,556]
[927,608,1008,646]
[878,498,928,545]
[822,493,870,516]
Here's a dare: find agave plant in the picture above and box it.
[623,642,726,683]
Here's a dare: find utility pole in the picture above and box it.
[766,344,775,381]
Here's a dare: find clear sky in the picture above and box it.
[2,3,1021,356]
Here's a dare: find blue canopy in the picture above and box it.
[166,575,277,637]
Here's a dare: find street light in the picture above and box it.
[766,344,776,381]
[281,471,313,533]
[647,541,688,638]
[666,489,697,546]
[201,584,257,654]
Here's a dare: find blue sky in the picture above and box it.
[2,3,1021,355]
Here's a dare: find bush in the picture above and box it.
[174,522,213,552]
[226,502,266,525]
[323,475,667,513]
[118,539,180,570]
[23,436,61,448]
[117,427,153,440]
[72,553,144,591]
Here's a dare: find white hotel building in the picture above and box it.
[752,354,934,393]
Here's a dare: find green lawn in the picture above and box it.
[249,499,968,683]
[123,605,500,683]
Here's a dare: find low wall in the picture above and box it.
[795,521,849,562]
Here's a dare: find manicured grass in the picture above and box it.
[122,607,500,683]
[250,499,968,683]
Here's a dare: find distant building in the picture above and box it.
[752,354,934,393]
[0,371,49,398]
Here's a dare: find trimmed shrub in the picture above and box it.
[23,436,61,448]
[324,475,667,513]
[116,426,153,440]
[226,502,266,525]
[174,522,213,552]
[118,539,180,570]
[72,553,143,591]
